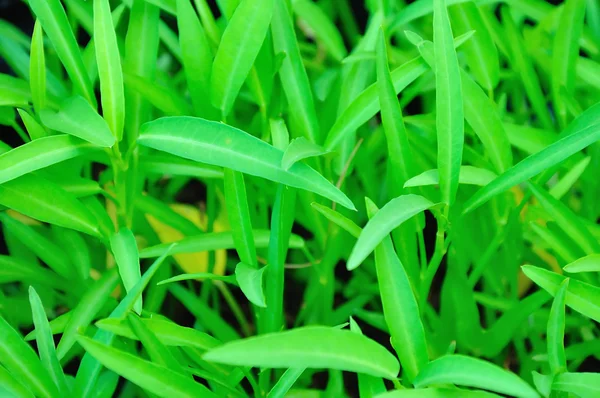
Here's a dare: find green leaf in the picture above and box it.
[281,137,329,170]
[224,168,257,266]
[310,202,362,238]
[175,0,213,118]
[463,101,600,213]
[110,228,142,314]
[126,314,182,370]
[347,195,435,270]
[522,265,600,322]
[157,273,236,285]
[122,0,160,143]
[293,0,347,62]
[461,70,512,173]
[563,254,600,273]
[547,279,569,374]
[365,198,428,382]
[76,335,218,397]
[500,6,553,130]
[449,2,499,92]
[203,326,400,379]
[169,285,241,342]
[28,287,69,395]
[0,174,101,237]
[138,117,355,210]
[0,213,73,280]
[72,246,172,398]
[377,28,416,188]
[413,355,539,398]
[17,109,48,140]
[210,0,273,116]
[404,166,497,188]
[0,135,97,185]
[235,262,267,307]
[0,315,61,398]
[271,0,320,143]
[0,364,35,398]
[376,388,500,398]
[551,0,586,129]
[0,73,31,107]
[140,229,304,258]
[325,56,427,151]
[552,372,600,397]
[139,153,224,179]
[528,182,600,255]
[28,0,96,107]
[56,268,120,359]
[30,19,46,113]
[40,97,114,147]
[123,73,192,117]
[433,0,464,206]
[94,0,125,140]
[0,254,67,290]
[95,317,220,351]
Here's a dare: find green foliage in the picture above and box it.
[0,0,599,396]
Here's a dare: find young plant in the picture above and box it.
[0,0,599,396]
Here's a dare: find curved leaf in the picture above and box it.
[203,326,400,379]
[464,101,600,213]
[563,254,600,273]
[235,262,267,308]
[522,265,600,322]
[110,228,142,314]
[94,0,125,140]
[0,134,97,185]
[404,166,497,188]
[210,0,273,116]
[0,315,61,398]
[77,335,217,397]
[347,195,435,270]
[413,355,539,398]
[139,117,355,209]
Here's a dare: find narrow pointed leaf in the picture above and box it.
[281,137,329,170]
[547,279,569,374]
[94,0,125,140]
[56,268,120,359]
[0,315,61,398]
[235,262,267,307]
[224,168,256,266]
[27,0,96,106]
[433,0,464,205]
[365,198,428,382]
[28,287,69,395]
[522,265,600,323]
[404,166,497,188]
[110,228,142,314]
[203,326,400,379]
[0,134,97,185]
[95,317,220,351]
[0,174,101,237]
[563,254,600,273]
[210,0,273,116]
[40,96,114,146]
[139,117,355,209]
[463,101,600,213]
[347,195,435,270]
[552,372,600,397]
[413,355,539,398]
[77,335,217,397]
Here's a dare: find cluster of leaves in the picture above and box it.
[0,0,599,396]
